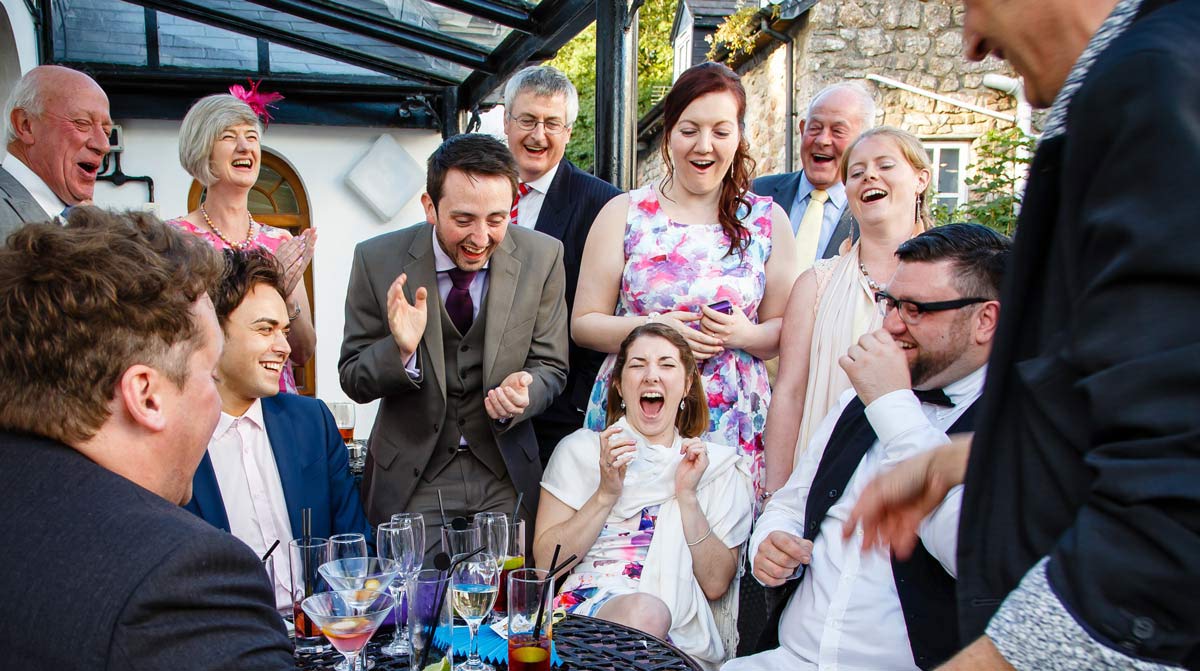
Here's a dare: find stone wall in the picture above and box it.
[638,0,1028,196]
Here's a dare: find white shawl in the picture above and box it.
[542,419,754,668]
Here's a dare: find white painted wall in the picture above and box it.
[0,0,38,75]
[95,121,445,433]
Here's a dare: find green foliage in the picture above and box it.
[706,2,772,63]
[933,127,1035,236]
[546,1,678,170]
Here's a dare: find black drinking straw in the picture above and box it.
[301,508,313,598]
[261,539,280,562]
[420,546,486,669]
[532,552,577,639]
[512,492,524,526]
[437,490,448,528]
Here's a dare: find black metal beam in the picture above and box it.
[245,0,493,72]
[37,0,52,65]
[594,0,638,190]
[120,0,460,86]
[429,0,537,33]
[440,86,461,139]
[457,0,594,111]
[62,62,441,100]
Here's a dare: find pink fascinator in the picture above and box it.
[229,79,284,126]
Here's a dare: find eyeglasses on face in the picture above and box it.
[874,290,988,325]
[509,114,569,135]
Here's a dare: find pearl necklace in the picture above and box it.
[859,261,884,292]
[200,204,259,250]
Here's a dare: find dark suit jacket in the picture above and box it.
[752,171,854,259]
[0,165,53,242]
[339,223,568,524]
[531,159,620,418]
[185,393,372,546]
[0,431,294,670]
[957,1,1200,666]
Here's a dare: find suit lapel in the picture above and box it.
[190,453,231,532]
[0,167,54,223]
[777,171,804,209]
[534,160,572,240]
[406,228,447,399]
[823,206,855,258]
[483,234,520,385]
[261,396,305,539]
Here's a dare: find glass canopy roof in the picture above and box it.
[36,0,596,129]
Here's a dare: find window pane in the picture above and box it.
[938,148,961,195]
[937,196,959,212]
[54,0,147,66]
[158,13,258,70]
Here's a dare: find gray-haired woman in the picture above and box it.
[168,92,316,392]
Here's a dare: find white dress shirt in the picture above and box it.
[730,366,986,671]
[2,154,64,219]
[207,399,294,610]
[513,162,559,230]
[788,175,848,262]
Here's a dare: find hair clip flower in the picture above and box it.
[229,79,284,126]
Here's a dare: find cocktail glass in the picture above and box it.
[451,548,500,671]
[320,557,401,671]
[507,568,553,671]
[302,590,394,671]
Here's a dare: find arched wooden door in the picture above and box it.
[189,149,316,396]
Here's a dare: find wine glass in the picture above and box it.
[302,590,394,671]
[329,401,356,444]
[319,557,400,671]
[473,512,509,562]
[451,548,500,671]
[328,533,368,562]
[391,512,427,562]
[441,525,481,562]
[377,520,420,657]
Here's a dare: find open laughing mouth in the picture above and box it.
[77,161,99,178]
[523,144,548,157]
[861,188,888,203]
[690,159,715,172]
[232,158,254,170]
[260,360,283,375]
[810,152,835,166]
[639,391,664,418]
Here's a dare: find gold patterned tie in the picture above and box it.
[794,188,828,271]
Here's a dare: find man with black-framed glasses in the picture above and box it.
[501,65,620,465]
[734,224,1010,671]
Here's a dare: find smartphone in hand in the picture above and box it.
[707,300,733,315]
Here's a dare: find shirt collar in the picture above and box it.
[2,153,66,218]
[797,172,847,210]
[430,225,490,273]
[940,364,988,407]
[524,162,559,195]
[212,398,265,439]
[1042,0,1143,140]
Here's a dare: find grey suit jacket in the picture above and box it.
[0,166,52,242]
[339,223,568,523]
[753,170,855,259]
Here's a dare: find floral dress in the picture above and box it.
[584,185,774,497]
[553,505,660,615]
[167,217,298,393]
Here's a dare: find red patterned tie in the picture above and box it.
[509,182,531,225]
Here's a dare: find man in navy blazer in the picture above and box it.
[752,82,875,270]
[502,65,621,463]
[186,248,370,609]
[0,209,292,669]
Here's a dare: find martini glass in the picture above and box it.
[320,557,400,671]
[302,590,394,671]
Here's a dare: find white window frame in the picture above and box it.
[924,141,971,212]
[673,5,693,82]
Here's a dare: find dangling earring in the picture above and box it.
[679,400,686,410]
[619,399,625,410]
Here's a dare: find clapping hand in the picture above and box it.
[485,371,533,421]
[276,228,317,297]
[387,273,428,361]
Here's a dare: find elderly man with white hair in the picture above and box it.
[1,65,112,238]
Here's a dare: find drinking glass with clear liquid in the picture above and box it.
[450,549,500,671]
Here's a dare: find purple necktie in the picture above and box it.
[445,268,477,334]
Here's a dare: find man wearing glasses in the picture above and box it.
[729,224,1010,671]
[501,65,620,465]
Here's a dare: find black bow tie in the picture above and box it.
[913,388,955,407]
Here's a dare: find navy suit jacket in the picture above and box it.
[186,393,371,547]
[0,431,294,669]
[752,170,855,259]
[533,159,620,417]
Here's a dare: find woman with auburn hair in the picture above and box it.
[536,324,752,668]
[763,126,933,493]
[573,62,798,502]
[167,91,316,393]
